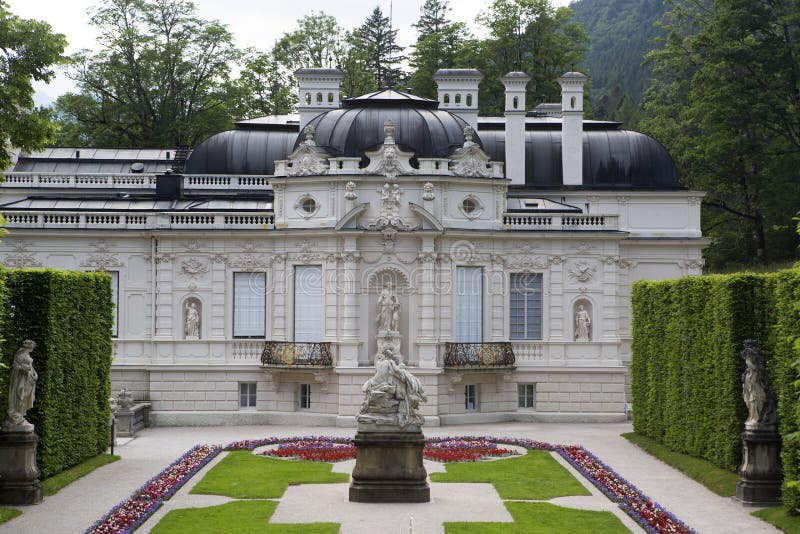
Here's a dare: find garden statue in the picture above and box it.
[185,301,200,339]
[117,388,134,409]
[741,339,776,429]
[376,283,400,334]
[3,340,38,432]
[575,304,591,341]
[358,347,427,429]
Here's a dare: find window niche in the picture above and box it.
[573,299,593,342]
[183,296,202,340]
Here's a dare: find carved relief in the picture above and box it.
[422,182,435,201]
[368,183,416,231]
[285,125,330,176]
[364,120,416,180]
[686,259,705,270]
[568,262,596,283]
[345,181,358,200]
[4,241,42,268]
[449,126,492,178]
[81,254,123,270]
[180,258,209,276]
[228,254,272,270]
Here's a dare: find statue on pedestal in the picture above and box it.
[358,347,427,429]
[741,339,776,429]
[3,340,38,433]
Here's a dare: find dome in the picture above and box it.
[298,89,480,159]
[479,129,680,188]
[184,129,296,175]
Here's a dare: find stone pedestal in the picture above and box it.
[0,431,42,505]
[349,428,430,503]
[735,427,782,506]
[115,402,151,437]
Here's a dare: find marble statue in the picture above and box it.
[575,304,591,341]
[185,302,200,339]
[376,283,400,334]
[344,181,358,200]
[358,347,426,429]
[4,340,38,432]
[741,340,776,428]
[422,182,435,201]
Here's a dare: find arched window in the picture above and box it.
[443,93,450,104]
[570,96,577,109]
[512,96,519,109]
[328,92,334,103]
[455,93,461,104]
[466,94,473,107]
[316,92,323,104]
[304,92,311,105]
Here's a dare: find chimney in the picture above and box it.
[557,72,589,186]
[501,72,530,186]
[295,68,345,131]
[433,69,483,131]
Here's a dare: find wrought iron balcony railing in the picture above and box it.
[443,342,516,368]
[261,341,334,367]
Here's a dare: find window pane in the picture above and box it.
[234,273,266,337]
[456,267,482,343]
[509,273,542,340]
[295,265,323,342]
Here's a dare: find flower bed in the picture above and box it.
[262,439,356,462]
[85,444,220,534]
[424,438,519,462]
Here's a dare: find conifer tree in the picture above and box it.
[354,7,406,89]
[414,0,451,39]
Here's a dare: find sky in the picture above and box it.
[9,0,572,105]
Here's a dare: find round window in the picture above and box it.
[302,197,317,214]
[462,198,477,214]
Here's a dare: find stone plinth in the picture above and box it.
[0,431,42,505]
[735,427,782,506]
[115,402,151,437]
[349,428,430,503]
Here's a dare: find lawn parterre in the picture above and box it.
[85,436,696,534]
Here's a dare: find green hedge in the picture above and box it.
[0,269,114,478]
[631,268,800,508]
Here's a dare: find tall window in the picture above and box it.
[455,267,482,343]
[510,273,543,339]
[239,382,257,408]
[234,272,266,337]
[294,265,323,342]
[299,383,311,410]
[465,384,478,411]
[518,383,536,409]
[109,271,119,337]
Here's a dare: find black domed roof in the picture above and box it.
[185,129,295,175]
[479,129,679,188]
[298,89,479,159]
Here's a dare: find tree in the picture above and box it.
[408,0,472,99]
[641,0,800,268]
[234,50,295,118]
[0,2,66,171]
[272,12,346,70]
[476,0,588,112]
[353,7,406,89]
[55,0,241,148]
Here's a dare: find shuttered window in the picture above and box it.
[455,267,482,343]
[510,273,543,340]
[233,272,266,337]
[294,265,323,342]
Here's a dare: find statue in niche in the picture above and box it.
[359,347,426,429]
[4,340,38,432]
[741,340,777,429]
[574,304,591,341]
[185,301,200,339]
[376,283,400,334]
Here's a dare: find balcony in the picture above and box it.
[0,172,271,191]
[2,211,274,230]
[261,341,334,367]
[443,342,516,368]
[503,213,619,231]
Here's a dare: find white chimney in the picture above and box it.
[557,72,589,186]
[294,68,345,131]
[501,72,530,186]
[433,69,483,131]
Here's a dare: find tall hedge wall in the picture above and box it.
[0,269,114,478]
[631,268,800,508]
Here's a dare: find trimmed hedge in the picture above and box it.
[631,268,800,509]
[0,269,114,478]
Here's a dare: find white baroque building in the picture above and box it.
[0,69,706,426]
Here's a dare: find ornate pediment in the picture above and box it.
[449,126,492,178]
[364,120,416,180]
[285,126,330,177]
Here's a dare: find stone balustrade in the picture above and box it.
[503,213,619,231]
[1,172,271,190]
[2,211,274,230]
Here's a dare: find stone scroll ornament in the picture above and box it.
[3,340,38,432]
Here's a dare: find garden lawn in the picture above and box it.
[150,500,338,534]
[444,501,629,533]
[430,450,590,499]
[42,454,120,496]
[0,508,22,525]
[752,506,800,534]
[621,432,738,497]
[190,451,349,499]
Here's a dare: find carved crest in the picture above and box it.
[449,126,492,178]
[367,182,416,232]
[285,125,330,176]
[364,120,416,180]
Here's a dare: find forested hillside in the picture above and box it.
[570,0,666,118]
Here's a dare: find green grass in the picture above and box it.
[0,508,22,525]
[753,506,800,533]
[150,500,339,534]
[621,432,738,496]
[41,454,121,496]
[445,501,629,533]
[191,451,349,499]
[430,449,590,500]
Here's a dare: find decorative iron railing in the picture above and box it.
[261,341,334,367]
[443,342,516,368]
